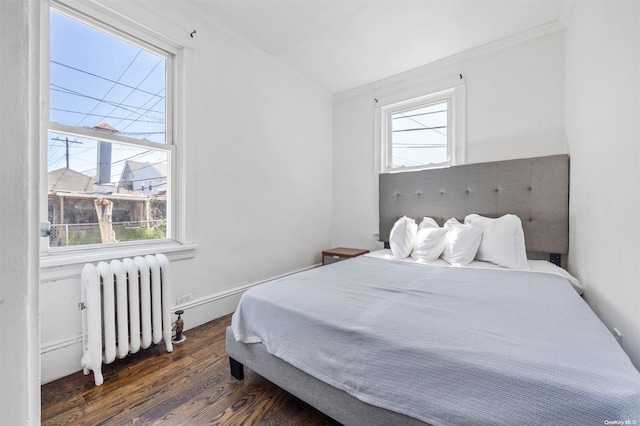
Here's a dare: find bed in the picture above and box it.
[226,155,640,425]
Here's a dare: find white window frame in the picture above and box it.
[40,0,192,263]
[372,82,466,238]
[378,85,466,173]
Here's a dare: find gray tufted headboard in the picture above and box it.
[379,154,569,255]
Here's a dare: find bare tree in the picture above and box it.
[94,198,116,243]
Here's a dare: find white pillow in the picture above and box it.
[418,217,440,230]
[464,214,529,269]
[411,227,448,262]
[441,219,483,266]
[389,216,417,259]
[444,217,463,227]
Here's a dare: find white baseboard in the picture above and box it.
[169,262,320,331]
[40,263,320,384]
[40,289,243,385]
[41,340,84,385]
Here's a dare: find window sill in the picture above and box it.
[382,163,451,174]
[40,241,196,281]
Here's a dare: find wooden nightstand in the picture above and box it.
[321,247,369,266]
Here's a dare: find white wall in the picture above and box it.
[0,0,41,423]
[565,1,640,368]
[332,30,567,250]
[40,0,333,383]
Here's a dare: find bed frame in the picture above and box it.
[226,154,570,425]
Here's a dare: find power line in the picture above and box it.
[104,59,164,130]
[79,149,154,175]
[113,86,165,132]
[393,126,447,132]
[51,107,162,124]
[49,154,66,170]
[74,49,143,127]
[111,159,168,185]
[50,55,166,141]
[51,59,163,99]
[119,172,167,185]
[51,85,164,119]
[50,136,82,169]
[48,141,63,162]
[118,158,167,175]
[392,109,446,119]
[395,107,447,137]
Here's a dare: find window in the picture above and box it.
[389,100,447,168]
[44,5,176,249]
[379,87,465,172]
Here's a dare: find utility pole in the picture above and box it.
[51,136,82,169]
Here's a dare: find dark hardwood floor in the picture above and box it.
[41,314,341,426]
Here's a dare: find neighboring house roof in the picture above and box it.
[93,122,118,133]
[152,162,167,177]
[48,168,96,193]
[153,162,167,177]
[122,160,148,175]
[119,160,166,183]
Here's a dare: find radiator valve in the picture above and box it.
[172,310,186,344]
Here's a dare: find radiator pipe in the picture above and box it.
[172,310,186,344]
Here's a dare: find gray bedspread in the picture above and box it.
[231,256,640,425]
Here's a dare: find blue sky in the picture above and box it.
[48,9,167,183]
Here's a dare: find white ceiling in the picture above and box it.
[185,0,566,94]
